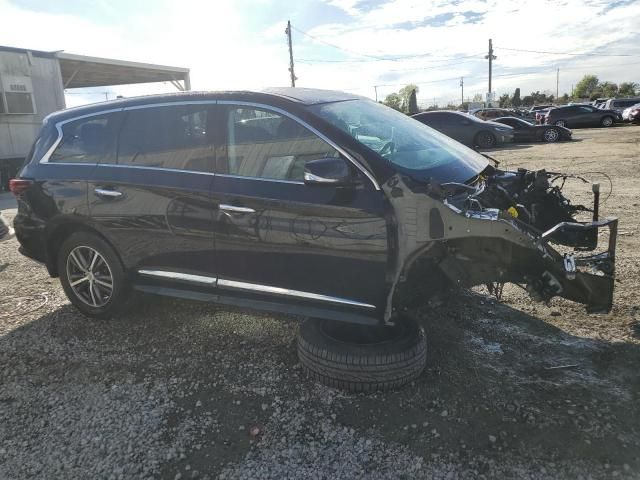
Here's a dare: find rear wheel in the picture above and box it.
[475,131,496,148]
[542,128,560,142]
[554,120,567,128]
[297,317,427,392]
[601,116,614,127]
[58,231,131,318]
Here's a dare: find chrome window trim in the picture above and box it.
[38,98,383,192]
[218,100,381,191]
[40,108,124,163]
[217,278,376,309]
[215,173,304,185]
[138,269,217,285]
[96,163,216,176]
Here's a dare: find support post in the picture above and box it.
[285,20,296,87]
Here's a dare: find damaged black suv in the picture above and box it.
[12,88,617,392]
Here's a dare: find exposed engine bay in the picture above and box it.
[384,165,617,323]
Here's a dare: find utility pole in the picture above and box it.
[285,20,296,87]
[374,85,378,102]
[485,38,496,105]
[556,67,559,100]
[460,77,464,108]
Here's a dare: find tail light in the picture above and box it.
[9,178,33,195]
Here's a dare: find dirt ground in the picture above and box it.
[1,124,639,479]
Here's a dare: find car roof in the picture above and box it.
[45,88,364,123]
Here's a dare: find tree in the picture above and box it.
[472,93,483,102]
[619,82,638,97]
[383,93,402,111]
[574,75,600,99]
[512,88,521,107]
[560,93,570,104]
[498,93,510,107]
[600,81,618,97]
[407,89,418,114]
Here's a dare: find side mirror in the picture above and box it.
[304,157,354,186]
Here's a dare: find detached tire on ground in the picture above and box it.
[297,317,427,393]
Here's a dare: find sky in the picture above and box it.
[1,0,639,108]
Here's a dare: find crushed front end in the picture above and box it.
[384,166,617,322]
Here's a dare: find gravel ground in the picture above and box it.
[1,124,639,479]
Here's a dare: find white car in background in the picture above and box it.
[621,103,640,122]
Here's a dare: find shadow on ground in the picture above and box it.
[1,292,639,478]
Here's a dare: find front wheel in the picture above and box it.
[601,116,614,127]
[297,317,427,392]
[58,231,131,318]
[542,128,560,143]
[475,131,496,148]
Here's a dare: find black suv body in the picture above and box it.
[13,89,617,324]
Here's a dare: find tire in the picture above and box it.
[542,128,560,143]
[475,131,496,149]
[554,120,567,128]
[57,231,131,318]
[297,317,427,393]
[601,116,614,127]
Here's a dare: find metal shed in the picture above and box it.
[0,45,190,190]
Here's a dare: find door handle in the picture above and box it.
[219,204,255,214]
[95,187,122,198]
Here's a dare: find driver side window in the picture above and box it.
[222,107,339,181]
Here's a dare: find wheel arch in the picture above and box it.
[45,221,124,277]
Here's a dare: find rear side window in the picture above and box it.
[118,105,214,172]
[49,113,121,164]
[222,107,338,181]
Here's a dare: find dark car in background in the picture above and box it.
[10,88,617,392]
[471,108,514,121]
[492,117,572,143]
[545,104,620,128]
[412,110,514,148]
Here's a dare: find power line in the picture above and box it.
[291,25,389,61]
[494,46,637,57]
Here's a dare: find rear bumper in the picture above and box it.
[13,214,49,266]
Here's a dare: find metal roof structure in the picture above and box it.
[0,45,191,91]
[57,52,190,90]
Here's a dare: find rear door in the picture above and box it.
[211,103,388,316]
[88,102,218,280]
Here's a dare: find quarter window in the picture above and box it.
[49,113,120,164]
[118,105,214,172]
[222,107,339,181]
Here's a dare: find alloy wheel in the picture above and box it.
[66,246,114,307]
[543,128,560,142]
[554,120,567,128]
[602,117,613,127]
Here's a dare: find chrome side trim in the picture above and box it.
[217,100,381,191]
[217,278,376,309]
[138,269,217,285]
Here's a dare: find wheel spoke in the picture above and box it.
[70,251,87,272]
[94,278,113,290]
[89,281,98,306]
[89,250,99,272]
[70,276,89,287]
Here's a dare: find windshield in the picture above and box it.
[308,99,488,184]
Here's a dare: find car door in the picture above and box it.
[88,102,218,279]
[211,102,388,316]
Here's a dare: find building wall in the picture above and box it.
[0,51,65,161]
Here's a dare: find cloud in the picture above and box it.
[0,0,638,107]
